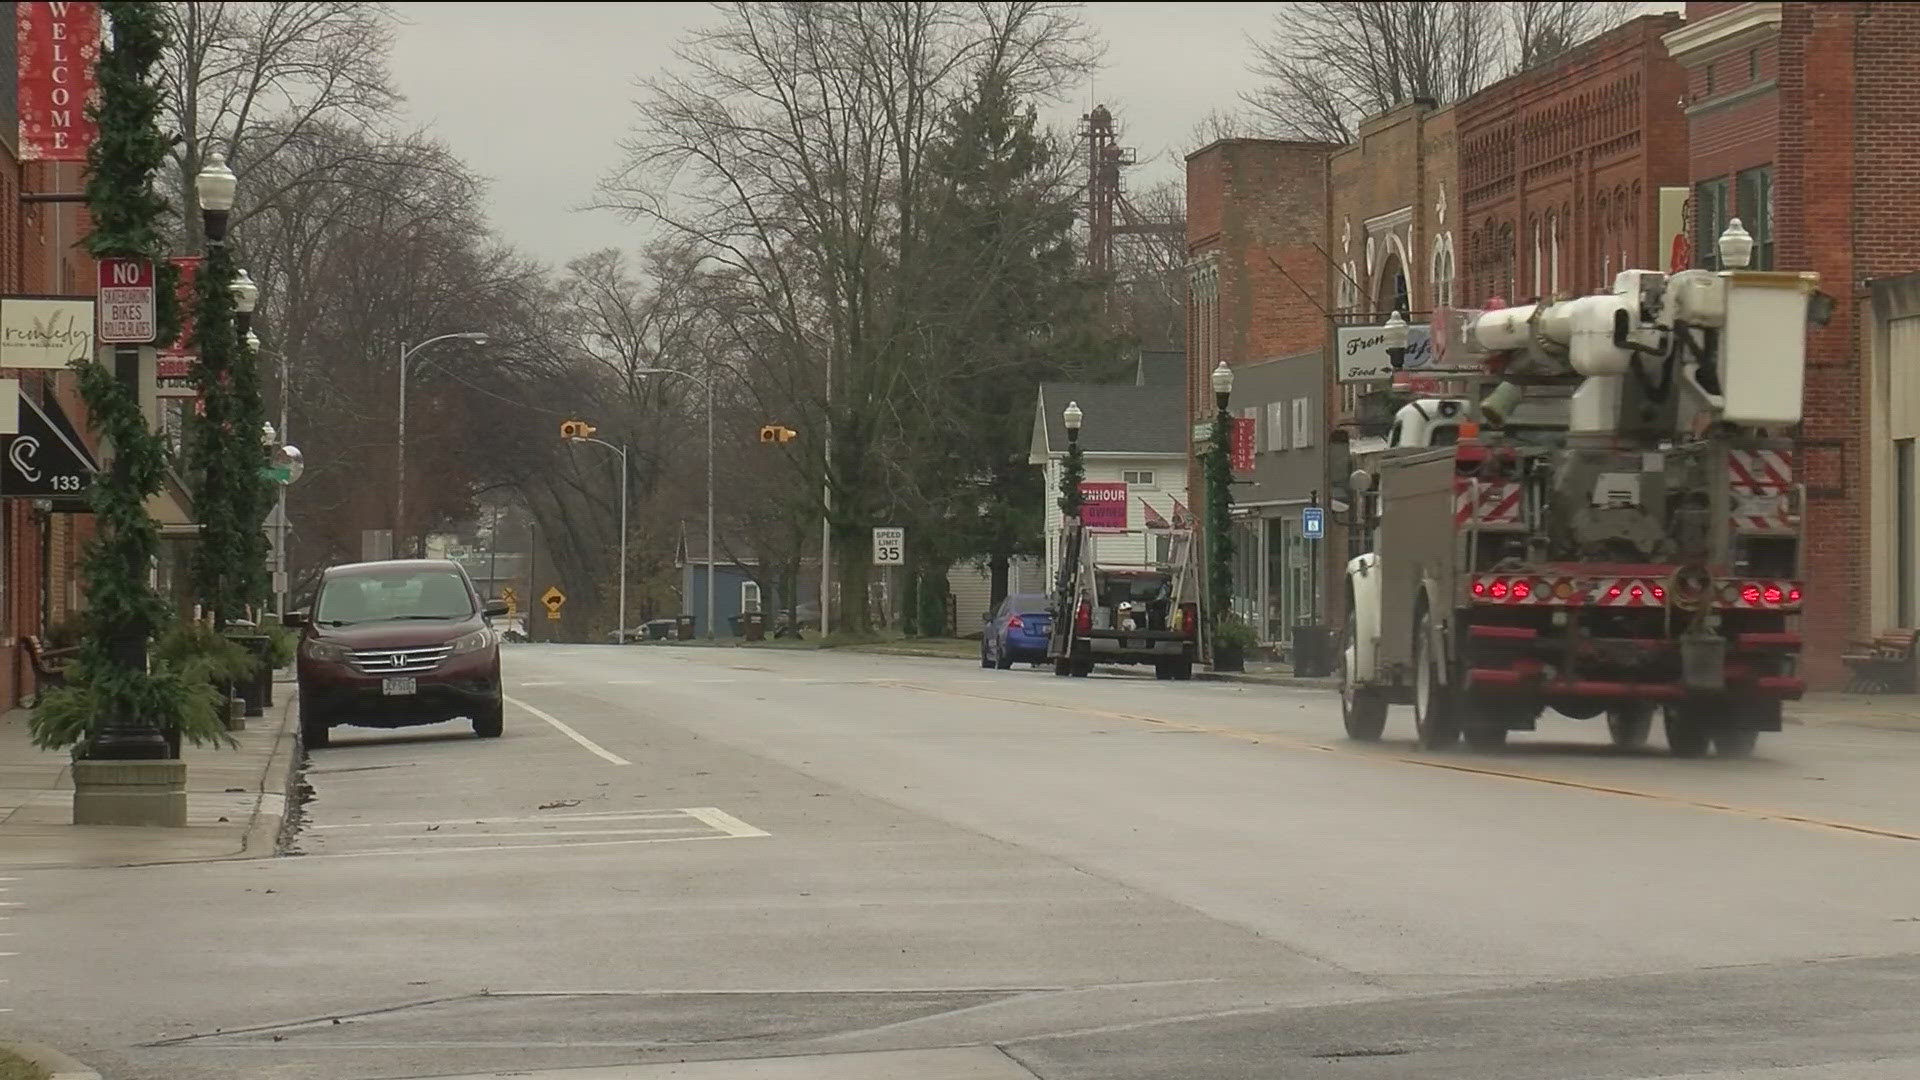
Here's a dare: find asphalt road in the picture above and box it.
[11,644,1920,1080]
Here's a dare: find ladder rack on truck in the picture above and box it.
[1047,520,1202,680]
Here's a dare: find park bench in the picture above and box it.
[23,635,79,703]
[1842,628,1920,694]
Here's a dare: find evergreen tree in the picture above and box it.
[910,71,1117,613]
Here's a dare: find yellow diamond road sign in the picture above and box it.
[541,586,565,612]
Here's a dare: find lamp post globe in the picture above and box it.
[196,151,237,243]
[1718,218,1755,270]
[1063,400,1083,438]
[1383,309,1410,369]
[1210,361,1234,404]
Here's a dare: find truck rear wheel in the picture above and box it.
[1606,704,1654,750]
[1412,606,1461,750]
[1713,727,1758,757]
[1053,658,1071,677]
[1663,706,1711,758]
[1340,611,1387,741]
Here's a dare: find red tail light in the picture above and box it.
[1471,580,1488,597]
[1489,580,1509,599]
[1511,580,1532,600]
[1787,586,1802,603]
[1651,585,1666,601]
[1075,601,1091,635]
[1178,602,1199,637]
[1007,614,1023,631]
[1628,584,1645,601]
[1762,585,1783,605]
[1607,585,1624,600]
[1741,584,1762,605]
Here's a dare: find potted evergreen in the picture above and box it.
[1210,612,1258,673]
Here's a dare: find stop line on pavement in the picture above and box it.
[296,806,768,860]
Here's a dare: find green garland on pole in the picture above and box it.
[1056,438,1085,519]
[31,2,200,755]
[1207,403,1236,637]
[188,240,267,627]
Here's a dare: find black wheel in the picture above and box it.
[1462,715,1509,750]
[299,690,330,750]
[1663,706,1711,758]
[1053,658,1071,677]
[473,699,504,739]
[1071,659,1092,677]
[1339,603,1388,741]
[1606,704,1654,750]
[1154,663,1172,680]
[980,645,993,670]
[1713,727,1758,757]
[994,643,1014,671]
[1411,605,1460,750]
[1171,660,1194,681]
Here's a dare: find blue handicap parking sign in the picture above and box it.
[1302,505,1325,540]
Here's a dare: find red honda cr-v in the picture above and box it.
[288,559,508,749]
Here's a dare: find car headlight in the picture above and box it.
[448,629,493,656]
[302,638,351,663]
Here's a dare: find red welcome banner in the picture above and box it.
[1230,417,1256,473]
[17,2,102,161]
[154,256,200,393]
[1079,481,1128,531]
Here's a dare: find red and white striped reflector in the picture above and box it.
[1453,478,1524,529]
[1727,449,1795,534]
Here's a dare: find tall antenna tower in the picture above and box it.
[1079,104,1184,279]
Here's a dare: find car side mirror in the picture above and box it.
[282,610,309,629]
[483,599,509,618]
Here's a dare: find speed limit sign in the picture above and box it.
[872,526,905,566]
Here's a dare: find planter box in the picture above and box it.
[72,758,187,827]
[224,695,246,732]
[1211,645,1247,673]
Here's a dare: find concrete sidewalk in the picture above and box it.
[0,678,300,871]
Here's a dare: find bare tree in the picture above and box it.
[598,1,1099,632]
[1243,1,1637,144]
[158,1,399,245]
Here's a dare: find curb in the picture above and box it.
[240,688,300,858]
[1,1039,101,1080]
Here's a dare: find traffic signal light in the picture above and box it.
[560,419,597,440]
[758,425,798,444]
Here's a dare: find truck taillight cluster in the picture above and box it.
[1175,602,1199,638]
[1075,600,1092,635]
[1469,575,1801,610]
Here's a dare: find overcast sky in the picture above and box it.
[386,2,1275,270]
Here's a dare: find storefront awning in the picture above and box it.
[1,388,99,512]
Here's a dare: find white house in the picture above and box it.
[1029,380,1190,577]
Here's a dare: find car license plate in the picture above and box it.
[382,677,416,696]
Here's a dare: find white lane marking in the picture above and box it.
[506,695,631,766]
[515,680,563,688]
[683,806,771,839]
[606,679,654,685]
[311,810,692,831]
[290,832,761,861]
[337,827,707,842]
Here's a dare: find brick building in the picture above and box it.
[1185,139,1335,642]
[1454,14,1691,308]
[1666,2,1920,686]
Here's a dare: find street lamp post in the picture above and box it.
[1055,401,1085,615]
[563,433,629,640]
[396,331,488,557]
[634,366,716,640]
[1383,309,1410,370]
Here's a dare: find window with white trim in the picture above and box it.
[740,580,762,614]
[1291,398,1315,449]
[1266,400,1287,452]
[1123,469,1155,487]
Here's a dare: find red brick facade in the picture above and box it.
[1184,139,1336,506]
[1669,1,1920,686]
[1454,15,1690,305]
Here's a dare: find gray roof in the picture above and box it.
[1034,382,1187,456]
[1135,351,1186,388]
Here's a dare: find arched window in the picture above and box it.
[1548,212,1561,295]
[1531,217,1544,299]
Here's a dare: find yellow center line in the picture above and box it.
[875,680,1920,844]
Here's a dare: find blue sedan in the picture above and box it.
[981,593,1054,670]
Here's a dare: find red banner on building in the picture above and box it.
[17,2,102,162]
[1078,481,1128,531]
[155,257,201,395]
[1230,417,1256,473]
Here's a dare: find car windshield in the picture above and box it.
[314,568,474,625]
